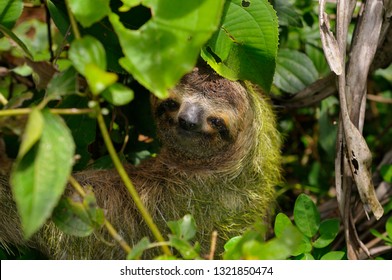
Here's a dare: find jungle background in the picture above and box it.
[0,0,391,260]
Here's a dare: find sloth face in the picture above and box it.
[152,70,251,159]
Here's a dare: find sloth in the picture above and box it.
[0,66,282,259]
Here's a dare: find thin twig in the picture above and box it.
[208,231,218,260]
[95,104,172,256]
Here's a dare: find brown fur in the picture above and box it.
[0,67,282,259]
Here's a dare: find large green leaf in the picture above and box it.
[68,36,107,75]
[68,0,110,28]
[313,218,340,248]
[201,0,279,92]
[274,49,318,94]
[0,0,23,29]
[68,36,118,95]
[11,110,75,238]
[110,0,224,98]
[293,194,320,238]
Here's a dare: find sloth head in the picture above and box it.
[151,67,254,168]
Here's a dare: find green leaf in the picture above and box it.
[46,67,78,100]
[0,0,23,30]
[0,25,33,59]
[274,212,292,237]
[223,236,242,253]
[370,228,382,238]
[242,225,303,260]
[313,218,340,248]
[83,191,105,226]
[127,237,151,260]
[84,64,118,95]
[381,164,392,183]
[201,0,279,92]
[11,110,75,238]
[68,0,110,28]
[68,36,107,75]
[294,194,320,238]
[297,253,315,260]
[273,0,303,27]
[52,191,104,237]
[274,49,318,94]
[293,233,312,256]
[101,83,134,106]
[320,251,345,260]
[169,236,200,260]
[167,214,197,241]
[52,197,95,237]
[110,0,225,98]
[17,108,44,160]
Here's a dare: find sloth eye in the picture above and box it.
[156,99,180,116]
[208,117,227,131]
[162,99,180,111]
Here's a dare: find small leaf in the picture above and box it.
[168,236,200,260]
[127,237,151,260]
[167,214,197,241]
[294,194,320,238]
[101,83,134,106]
[274,212,292,237]
[84,64,118,95]
[52,197,95,237]
[46,67,78,100]
[313,218,340,248]
[0,0,23,29]
[17,108,44,160]
[274,49,318,94]
[53,192,104,237]
[223,236,242,253]
[68,0,110,28]
[320,251,345,260]
[11,110,75,238]
[68,36,107,76]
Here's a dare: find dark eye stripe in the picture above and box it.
[207,117,226,130]
[156,99,180,116]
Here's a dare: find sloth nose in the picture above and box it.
[178,104,203,131]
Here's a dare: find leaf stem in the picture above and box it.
[68,175,132,254]
[95,104,172,256]
[0,108,94,117]
[64,0,82,40]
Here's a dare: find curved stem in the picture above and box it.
[68,175,132,254]
[64,0,81,40]
[0,108,94,117]
[95,104,171,256]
